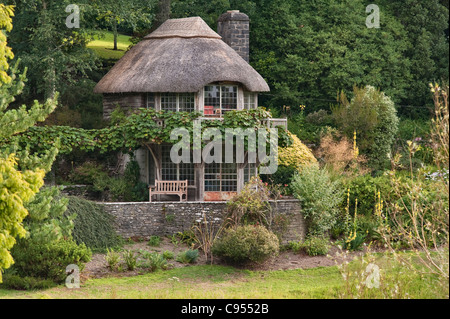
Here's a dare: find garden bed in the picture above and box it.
[81,237,371,280]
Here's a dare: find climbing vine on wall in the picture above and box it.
[1,108,292,156]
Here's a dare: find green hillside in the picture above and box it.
[87,31,133,60]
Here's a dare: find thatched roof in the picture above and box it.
[94,17,270,94]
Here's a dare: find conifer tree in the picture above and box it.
[0,4,58,282]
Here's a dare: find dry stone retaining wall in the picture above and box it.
[101,200,306,243]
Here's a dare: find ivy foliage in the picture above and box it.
[3,107,293,156]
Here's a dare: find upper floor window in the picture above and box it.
[244,91,257,110]
[204,85,237,116]
[147,93,156,109]
[161,93,195,112]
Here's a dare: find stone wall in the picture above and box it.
[217,10,250,63]
[101,200,306,244]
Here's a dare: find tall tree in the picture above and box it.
[171,0,448,115]
[0,4,58,282]
[249,0,412,110]
[93,0,156,50]
[8,0,99,100]
[154,0,171,30]
[378,0,449,115]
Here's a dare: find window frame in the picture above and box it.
[160,93,196,112]
[204,162,238,192]
[161,145,195,186]
[243,91,257,110]
[146,93,156,109]
[203,84,238,116]
[243,162,258,184]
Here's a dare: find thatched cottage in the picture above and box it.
[94,11,286,201]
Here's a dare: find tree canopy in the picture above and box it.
[170,0,449,116]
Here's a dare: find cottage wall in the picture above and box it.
[103,93,146,119]
[101,200,306,244]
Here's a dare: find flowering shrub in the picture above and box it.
[278,131,317,171]
[424,169,449,181]
[261,165,296,195]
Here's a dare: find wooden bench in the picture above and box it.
[149,180,188,202]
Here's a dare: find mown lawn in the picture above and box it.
[0,252,446,299]
[0,265,343,299]
[87,31,132,60]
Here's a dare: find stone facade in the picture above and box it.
[101,199,306,244]
[217,10,250,63]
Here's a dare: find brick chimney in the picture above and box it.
[217,10,250,63]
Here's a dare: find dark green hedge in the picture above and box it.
[65,196,124,252]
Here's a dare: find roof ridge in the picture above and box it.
[145,16,222,40]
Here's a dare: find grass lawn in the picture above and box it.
[0,252,446,299]
[0,265,343,299]
[87,31,132,60]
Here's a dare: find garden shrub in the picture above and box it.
[315,130,368,174]
[261,165,296,192]
[140,251,168,272]
[305,109,333,127]
[123,159,149,201]
[226,177,272,227]
[286,241,303,254]
[64,196,124,252]
[68,161,108,185]
[212,225,279,265]
[303,236,330,256]
[286,236,330,256]
[356,215,382,242]
[105,248,122,271]
[148,236,161,247]
[162,250,175,260]
[92,159,149,202]
[291,165,343,236]
[10,239,91,284]
[123,250,137,271]
[342,174,394,216]
[288,111,330,145]
[278,131,318,171]
[176,249,199,264]
[332,86,399,171]
[0,274,56,291]
[3,187,92,289]
[174,230,197,247]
